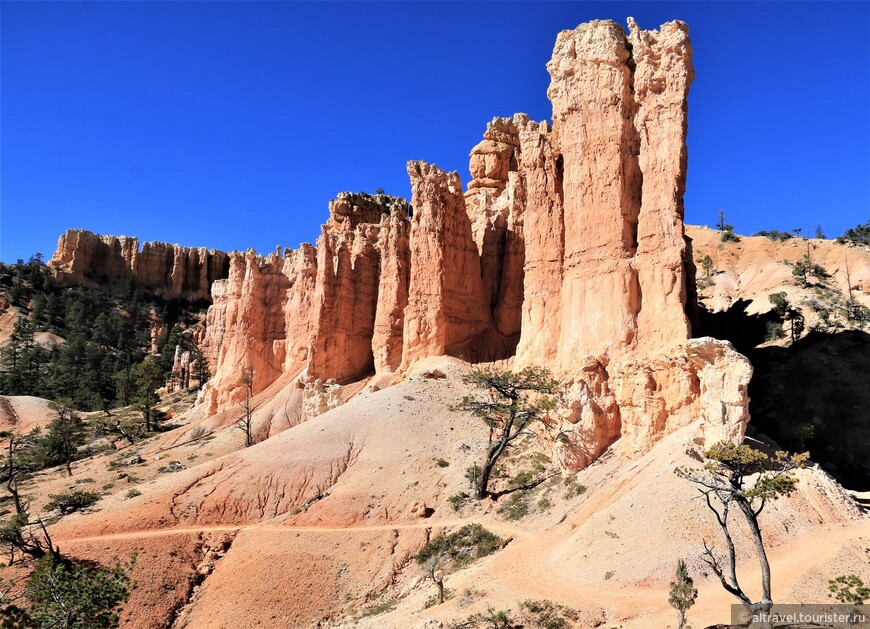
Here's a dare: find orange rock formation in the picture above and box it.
[48,229,229,301]
[49,19,752,469]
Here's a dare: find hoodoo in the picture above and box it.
[49,229,229,301]
[192,18,751,469]
[47,19,752,470]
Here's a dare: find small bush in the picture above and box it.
[836,219,870,246]
[754,229,793,242]
[848,302,870,323]
[361,599,396,617]
[44,490,100,515]
[509,470,537,488]
[423,589,452,609]
[498,492,530,520]
[456,606,517,629]
[465,464,481,491]
[522,599,580,629]
[563,477,587,499]
[720,229,741,243]
[448,492,470,511]
[537,497,552,511]
[764,321,784,341]
[435,458,450,468]
[768,291,789,316]
[125,489,142,499]
[416,523,503,568]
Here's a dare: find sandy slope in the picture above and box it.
[688,226,870,316]
[0,395,54,436]
[30,356,866,628]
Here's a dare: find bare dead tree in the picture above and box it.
[235,367,256,448]
[423,556,444,605]
[844,250,862,322]
[0,513,60,563]
[676,442,808,627]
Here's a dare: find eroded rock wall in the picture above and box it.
[49,229,229,301]
[196,18,752,470]
[400,162,490,369]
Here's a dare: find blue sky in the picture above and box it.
[2,1,868,262]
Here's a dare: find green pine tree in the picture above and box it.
[669,559,698,629]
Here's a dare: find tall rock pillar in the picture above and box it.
[547,20,643,365]
[400,161,489,371]
[629,18,694,350]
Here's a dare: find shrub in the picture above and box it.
[416,524,503,568]
[455,606,516,629]
[836,219,870,246]
[465,464,481,491]
[768,292,789,316]
[20,555,136,629]
[563,477,587,499]
[829,574,869,604]
[508,470,537,488]
[754,229,793,242]
[721,230,741,243]
[792,256,828,287]
[361,599,396,617]
[521,599,580,629]
[764,322,784,341]
[435,458,450,468]
[423,589,453,609]
[448,492,470,511]
[125,489,142,499]
[497,492,530,520]
[43,490,100,515]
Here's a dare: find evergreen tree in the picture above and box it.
[0,316,41,396]
[669,559,698,629]
[3,554,136,628]
[132,357,164,432]
[38,399,87,476]
[454,367,558,499]
[676,443,809,627]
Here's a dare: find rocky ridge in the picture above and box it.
[48,229,230,301]
[192,18,752,468]
[44,19,756,470]
[28,18,870,629]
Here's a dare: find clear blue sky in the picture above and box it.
[2,1,868,262]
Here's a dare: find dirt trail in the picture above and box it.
[58,518,524,545]
[491,520,870,626]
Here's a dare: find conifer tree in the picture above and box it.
[669,559,698,629]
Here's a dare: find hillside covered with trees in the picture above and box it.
[0,255,209,414]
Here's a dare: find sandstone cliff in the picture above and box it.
[197,18,751,467]
[689,225,870,320]
[48,229,229,301]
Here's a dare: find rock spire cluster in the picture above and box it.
[48,229,229,301]
[50,19,753,467]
